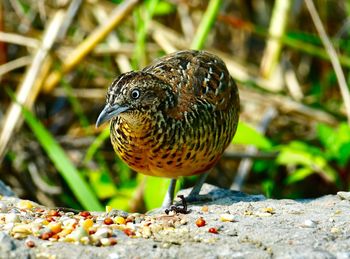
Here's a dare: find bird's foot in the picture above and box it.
[165,195,190,214]
[147,195,190,215]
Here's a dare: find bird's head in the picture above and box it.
[96,71,175,127]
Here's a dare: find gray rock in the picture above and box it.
[0,180,16,197]
[0,232,15,252]
[0,184,350,258]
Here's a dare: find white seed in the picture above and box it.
[142,226,151,238]
[62,218,77,228]
[0,202,7,212]
[5,213,20,223]
[302,219,317,228]
[100,237,110,246]
[94,227,110,238]
[66,226,88,242]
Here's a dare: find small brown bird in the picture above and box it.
[96,50,239,208]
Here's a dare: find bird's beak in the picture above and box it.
[96,104,129,128]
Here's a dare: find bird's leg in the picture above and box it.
[161,178,177,208]
[186,171,210,202]
[162,180,190,214]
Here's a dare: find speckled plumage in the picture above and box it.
[98,50,239,179]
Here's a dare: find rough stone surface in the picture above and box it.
[0,184,350,259]
[0,180,16,197]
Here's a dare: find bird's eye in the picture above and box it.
[131,89,140,99]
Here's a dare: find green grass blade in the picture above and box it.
[62,80,91,131]
[132,0,159,69]
[191,0,222,50]
[84,126,110,163]
[21,107,103,211]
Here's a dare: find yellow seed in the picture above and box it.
[13,232,30,239]
[48,222,62,234]
[82,218,94,232]
[262,207,275,214]
[12,224,31,235]
[114,216,126,225]
[331,227,340,234]
[80,236,90,245]
[105,206,112,213]
[64,236,76,243]
[58,228,73,238]
[201,206,209,212]
[18,200,34,210]
[42,220,49,226]
[220,213,235,222]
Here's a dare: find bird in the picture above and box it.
[96,50,240,208]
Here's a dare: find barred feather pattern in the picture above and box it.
[108,50,239,178]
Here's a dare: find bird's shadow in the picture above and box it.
[174,183,266,208]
